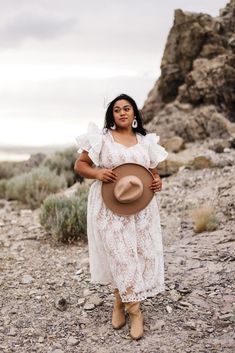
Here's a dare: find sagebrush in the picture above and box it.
[43,146,82,186]
[0,179,7,199]
[0,161,18,180]
[5,166,67,209]
[39,185,89,243]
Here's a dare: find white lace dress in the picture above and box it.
[76,122,168,302]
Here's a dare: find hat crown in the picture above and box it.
[102,163,154,216]
[114,175,143,204]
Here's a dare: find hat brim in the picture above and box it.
[101,163,154,216]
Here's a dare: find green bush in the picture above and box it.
[0,179,7,198]
[43,146,81,187]
[39,185,89,243]
[5,166,67,209]
[0,161,18,180]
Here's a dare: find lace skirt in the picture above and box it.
[86,180,165,302]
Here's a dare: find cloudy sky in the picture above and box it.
[0,0,228,147]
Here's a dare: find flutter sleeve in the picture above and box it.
[145,133,168,168]
[75,122,103,166]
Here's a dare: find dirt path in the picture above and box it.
[0,165,234,353]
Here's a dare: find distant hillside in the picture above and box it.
[0,144,73,162]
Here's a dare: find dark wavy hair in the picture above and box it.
[104,93,147,135]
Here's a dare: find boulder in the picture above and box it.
[141,0,235,139]
[161,136,185,153]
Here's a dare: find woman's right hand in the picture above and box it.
[95,168,117,183]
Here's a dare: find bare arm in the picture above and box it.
[74,151,117,183]
[149,167,162,192]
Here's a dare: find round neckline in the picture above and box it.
[108,129,140,148]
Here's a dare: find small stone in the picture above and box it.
[77,298,86,306]
[223,148,231,153]
[76,269,83,275]
[83,289,93,297]
[183,321,196,330]
[177,285,191,294]
[84,303,95,310]
[8,327,17,336]
[206,327,214,333]
[38,336,44,343]
[150,319,165,331]
[67,336,79,346]
[179,301,193,309]
[219,313,233,321]
[166,305,173,313]
[55,297,67,311]
[170,289,182,301]
[88,295,103,307]
[21,274,34,284]
[4,317,11,325]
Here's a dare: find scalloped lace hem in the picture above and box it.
[89,279,165,302]
[119,286,166,302]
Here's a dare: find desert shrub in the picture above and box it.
[39,185,89,243]
[0,161,18,180]
[191,206,219,233]
[43,146,82,187]
[5,166,67,209]
[0,179,7,198]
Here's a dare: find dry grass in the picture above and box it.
[191,206,219,233]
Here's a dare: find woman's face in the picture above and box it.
[113,99,135,128]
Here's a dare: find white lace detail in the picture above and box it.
[76,125,168,302]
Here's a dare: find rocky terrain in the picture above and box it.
[0,147,234,353]
[1,1,235,352]
[140,3,235,180]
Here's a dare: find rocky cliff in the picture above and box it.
[142,0,235,142]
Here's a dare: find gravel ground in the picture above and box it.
[0,163,234,353]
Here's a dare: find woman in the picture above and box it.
[74,93,168,340]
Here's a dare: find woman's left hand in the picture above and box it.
[149,174,162,193]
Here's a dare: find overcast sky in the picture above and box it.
[0,0,229,147]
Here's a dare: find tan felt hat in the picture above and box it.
[101,163,154,216]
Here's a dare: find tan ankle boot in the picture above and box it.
[125,302,143,340]
[112,289,126,329]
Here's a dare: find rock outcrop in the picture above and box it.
[142,0,235,142]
